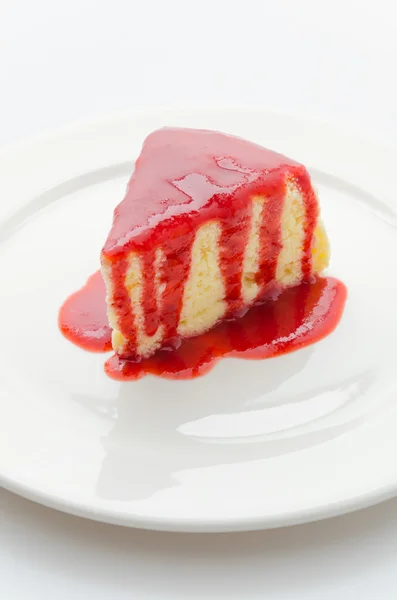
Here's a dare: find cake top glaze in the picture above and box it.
[102,127,303,257]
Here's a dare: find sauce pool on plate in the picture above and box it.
[59,271,347,381]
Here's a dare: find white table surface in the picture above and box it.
[1,1,397,597]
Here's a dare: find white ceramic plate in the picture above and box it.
[1,107,397,532]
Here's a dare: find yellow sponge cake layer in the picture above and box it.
[102,182,329,359]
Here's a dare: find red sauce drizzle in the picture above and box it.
[159,229,195,341]
[110,257,137,354]
[218,198,251,316]
[59,272,346,380]
[141,249,159,337]
[257,175,285,290]
[296,173,319,280]
[137,227,196,350]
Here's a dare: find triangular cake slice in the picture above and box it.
[101,128,329,360]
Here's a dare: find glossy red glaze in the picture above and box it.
[59,273,347,381]
[102,128,319,358]
[102,129,301,256]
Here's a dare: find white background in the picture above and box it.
[1,0,397,598]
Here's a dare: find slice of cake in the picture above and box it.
[101,128,330,361]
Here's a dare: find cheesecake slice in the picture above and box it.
[101,128,330,361]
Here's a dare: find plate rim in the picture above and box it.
[3,473,397,532]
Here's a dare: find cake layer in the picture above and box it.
[101,128,330,360]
